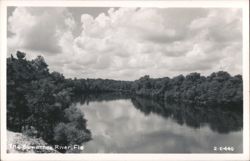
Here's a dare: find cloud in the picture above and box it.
[8,7,75,54]
[7,7,242,80]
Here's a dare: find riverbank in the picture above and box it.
[7,130,58,153]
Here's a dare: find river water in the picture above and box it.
[74,94,242,153]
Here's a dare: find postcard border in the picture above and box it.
[0,0,249,161]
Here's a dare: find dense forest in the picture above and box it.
[7,51,243,152]
[63,72,243,106]
[132,72,242,106]
[7,51,91,152]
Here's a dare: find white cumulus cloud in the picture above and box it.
[7,7,242,80]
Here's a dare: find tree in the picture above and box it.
[16,51,26,59]
[7,51,92,152]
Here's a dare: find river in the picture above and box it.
[73,93,243,153]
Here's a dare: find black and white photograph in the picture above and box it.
[0,0,249,161]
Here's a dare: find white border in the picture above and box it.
[0,0,249,161]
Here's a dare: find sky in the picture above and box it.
[7,7,242,80]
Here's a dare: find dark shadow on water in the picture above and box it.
[72,92,131,105]
[131,96,242,134]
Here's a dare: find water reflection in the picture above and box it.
[131,97,242,134]
[74,93,243,153]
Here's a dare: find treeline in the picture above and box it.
[7,51,91,152]
[132,73,243,106]
[64,71,243,106]
[65,70,243,106]
[66,78,132,94]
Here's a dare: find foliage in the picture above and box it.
[132,72,243,106]
[7,51,91,153]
